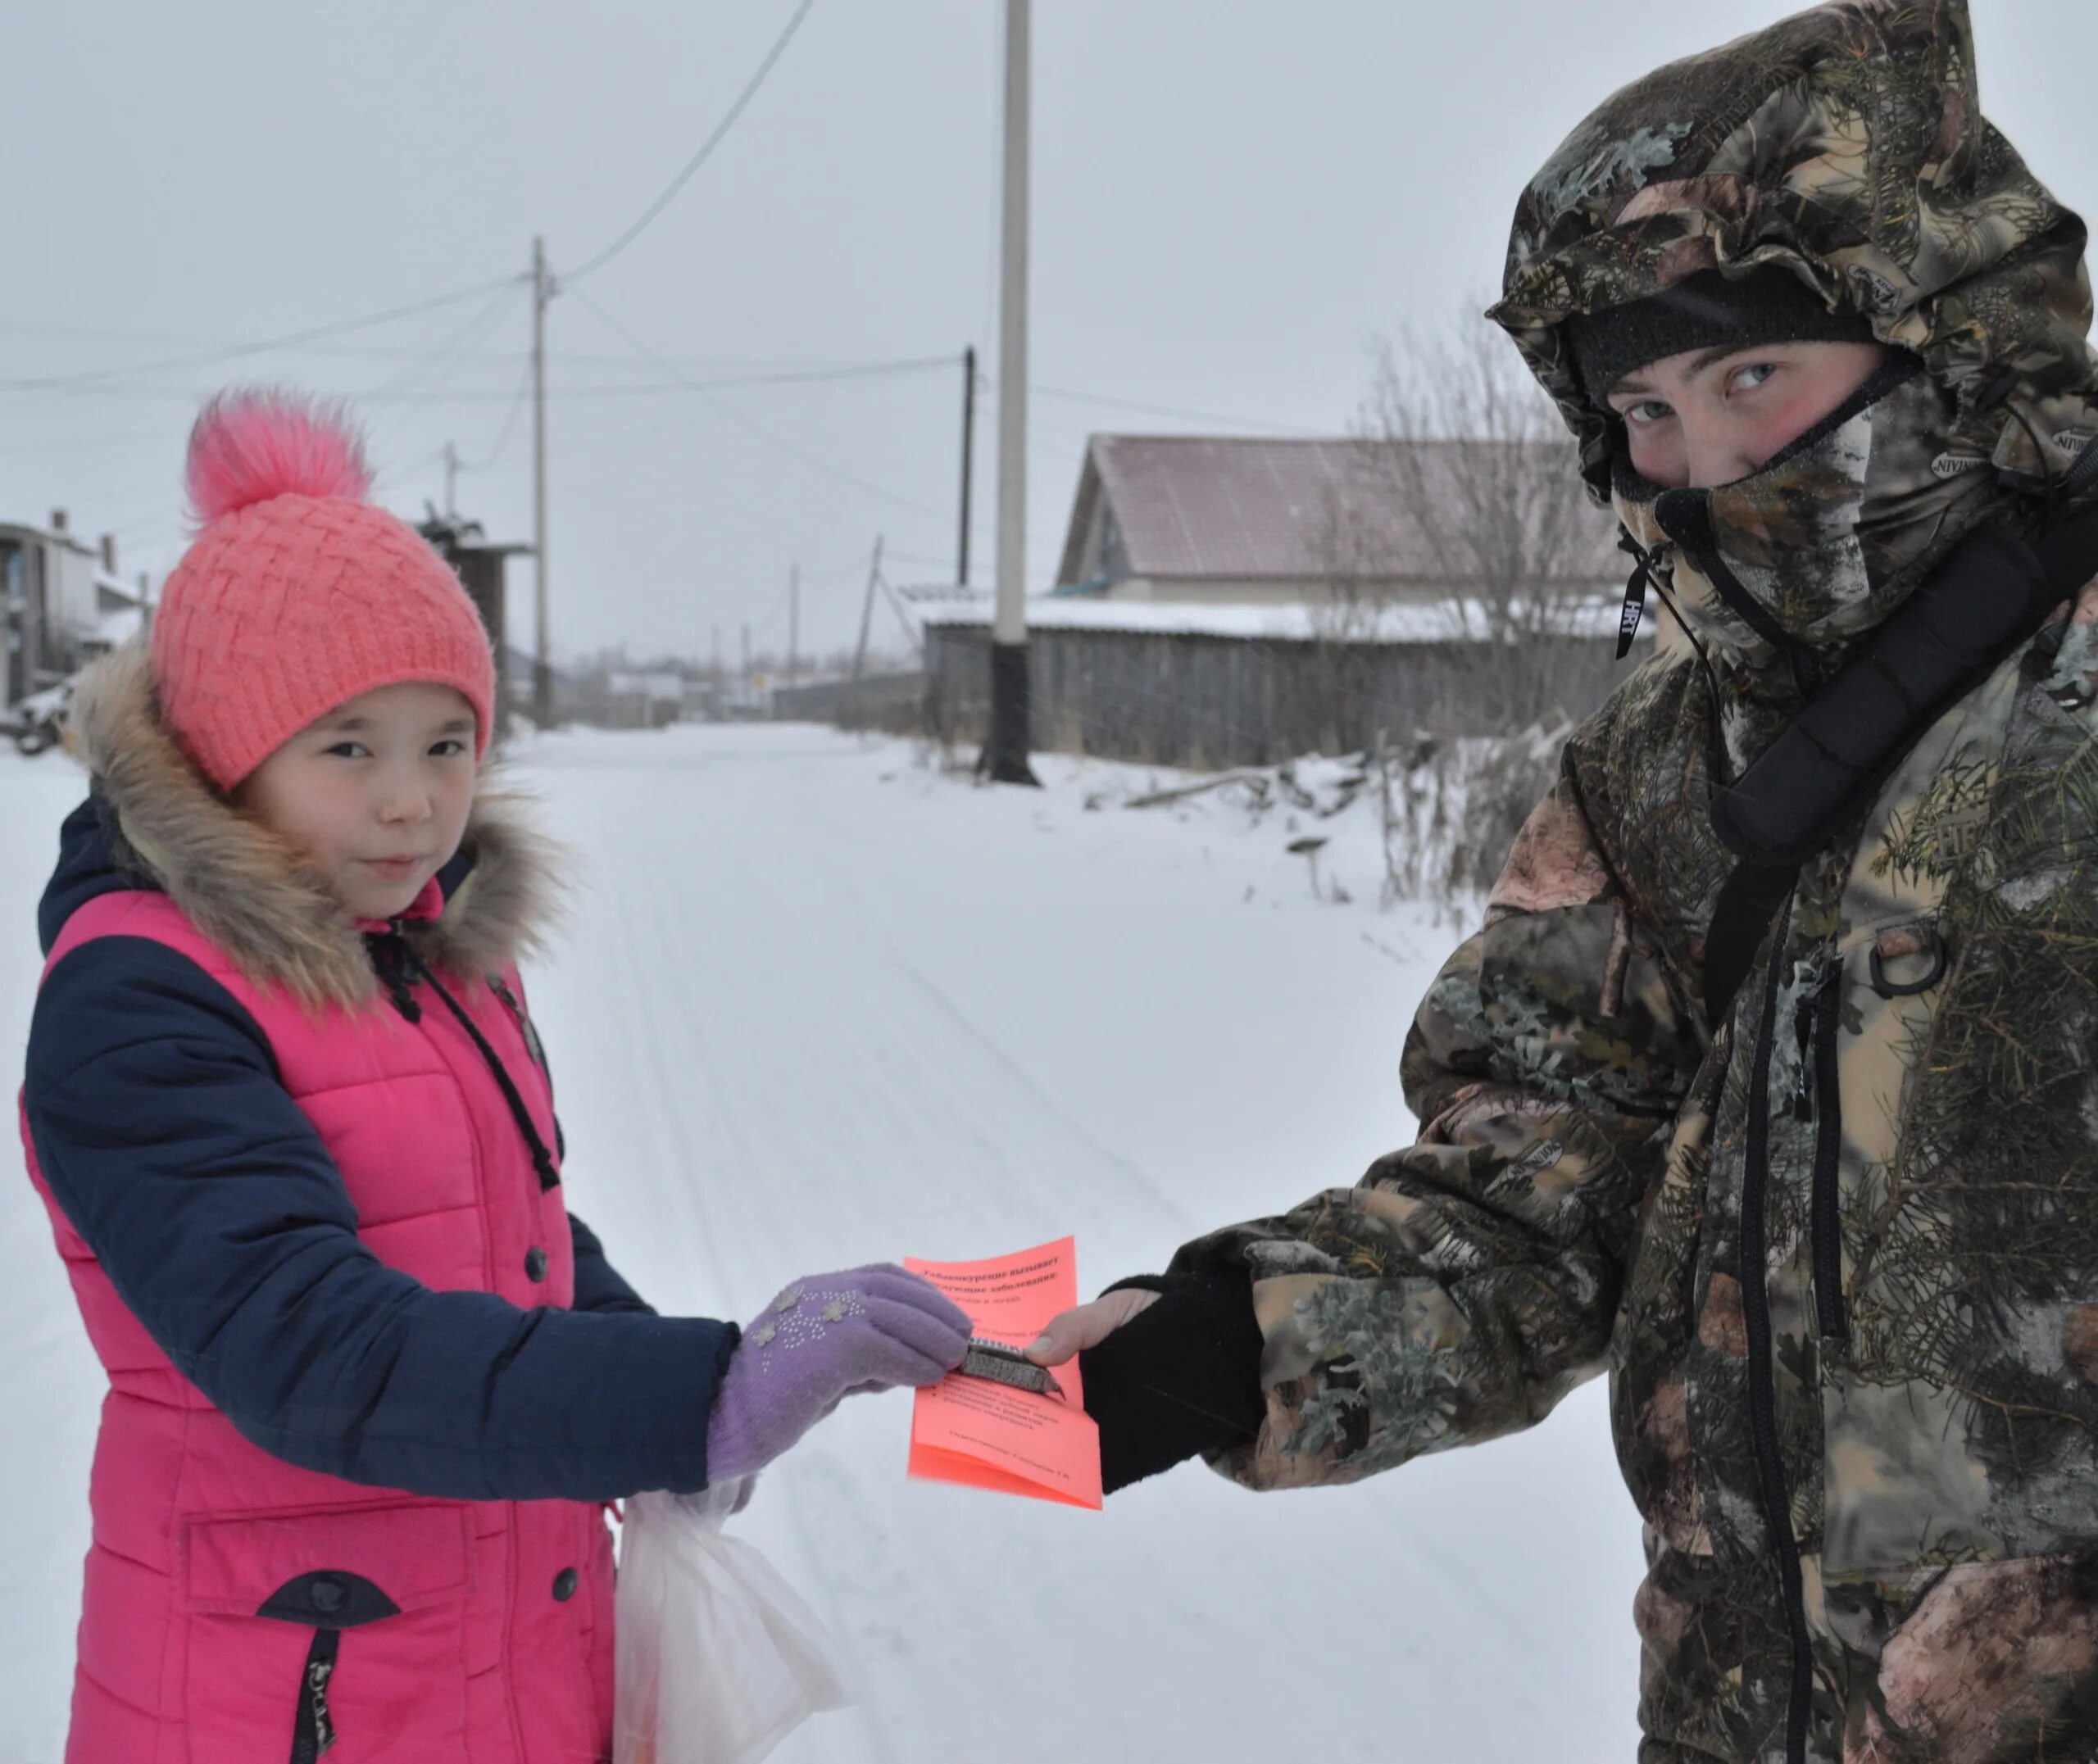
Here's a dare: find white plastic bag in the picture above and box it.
[613,1481,851,1764]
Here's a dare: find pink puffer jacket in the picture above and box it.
[18,650,731,1763]
[25,899,615,1763]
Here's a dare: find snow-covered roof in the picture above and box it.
[90,606,144,650]
[606,670,687,701]
[915,592,1621,645]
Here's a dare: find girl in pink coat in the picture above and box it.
[18,389,968,1763]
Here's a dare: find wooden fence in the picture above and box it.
[769,670,925,735]
[920,621,1620,769]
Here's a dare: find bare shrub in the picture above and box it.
[1306,310,1614,903]
[1368,723,1565,912]
[1314,310,1621,739]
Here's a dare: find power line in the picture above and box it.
[562,282,952,521]
[563,354,953,392]
[0,356,954,405]
[0,319,965,376]
[361,282,524,404]
[887,539,1061,573]
[0,274,529,397]
[456,359,537,473]
[1013,379,1330,437]
[370,443,452,495]
[564,0,820,284]
[426,353,951,398]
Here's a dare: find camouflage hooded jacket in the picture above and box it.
[1171,6,2098,1760]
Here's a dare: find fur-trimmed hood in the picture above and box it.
[47,643,566,1009]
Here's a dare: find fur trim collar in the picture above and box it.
[67,644,566,1009]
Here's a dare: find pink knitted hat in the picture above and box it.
[150,388,497,791]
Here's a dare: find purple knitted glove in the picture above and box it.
[705,1264,971,1484]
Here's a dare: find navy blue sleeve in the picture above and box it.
[567,1212,656,1316]
[25,936,738,1503]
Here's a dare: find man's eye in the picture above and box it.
[325,742,369,759]
[430,740,467,757]
[1621,400,1672,426]
[1731,362,1778,392]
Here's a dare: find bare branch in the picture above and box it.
[1314,306,1621,734]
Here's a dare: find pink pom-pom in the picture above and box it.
[184,387,372,526]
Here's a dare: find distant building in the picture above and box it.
[418,510,531,741]
[1054,434,1616,607]
[602,670,688,729]
[0,515,149,715]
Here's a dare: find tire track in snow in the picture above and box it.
[528,738,1226,1762]
[571,771,908,1764]
[506,728,1646,1763]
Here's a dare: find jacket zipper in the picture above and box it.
[1742,896,1814,1764]
[1802,966,1849,1345]
[286,1627,341,1764]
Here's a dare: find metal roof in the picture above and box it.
[1055,435,1618,587]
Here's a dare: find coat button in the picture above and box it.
[524,1246,548,1281]
[552,1567,579,1602]
[309,1576,346,1615]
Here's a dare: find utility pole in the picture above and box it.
[787,563,801,687]
[531,236,554,729]
[711,622,723,719]
[852,535,885,682]
[958,345,977,587]
[741,623,752,699]
[443,442,459,519]
[983,0,1038,784]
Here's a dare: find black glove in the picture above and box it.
[1079,1270,1265,1495]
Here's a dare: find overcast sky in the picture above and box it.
[7,1,2096,665]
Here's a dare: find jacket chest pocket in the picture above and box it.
[1819,909,2098,1574]
[182,1503,474,1762]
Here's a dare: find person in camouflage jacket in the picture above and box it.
[1029,4,2098,1759]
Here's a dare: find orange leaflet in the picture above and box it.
[904,1236,1103,1512]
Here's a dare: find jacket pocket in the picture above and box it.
[181,1502,475,1763]
[1828,1552,2098,1760]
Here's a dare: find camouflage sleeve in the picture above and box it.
[1169,770,1705,1490]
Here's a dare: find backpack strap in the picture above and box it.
[1700,510,2098,1029]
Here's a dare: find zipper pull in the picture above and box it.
[1614,533,1669,659]
[1792,997,1817,1121]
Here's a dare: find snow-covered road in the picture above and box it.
[1,723,1644,1761]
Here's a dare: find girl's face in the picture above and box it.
[237,682,479,923]
[1605,338,1892,489]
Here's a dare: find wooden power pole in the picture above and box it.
[852,535,885,682]
[531,236,554,728]
[958,345,976,587]
[982,0,1038,784]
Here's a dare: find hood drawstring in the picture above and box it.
[365,925,561,1192]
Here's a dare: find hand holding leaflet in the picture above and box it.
[904,1236,1104,1510]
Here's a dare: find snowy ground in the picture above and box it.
[0,723,1644,1762]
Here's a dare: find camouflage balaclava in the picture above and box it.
[1487,0,2098,758]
